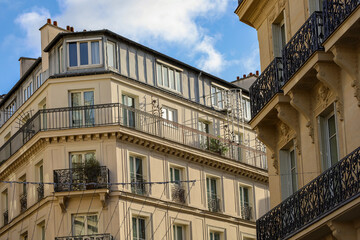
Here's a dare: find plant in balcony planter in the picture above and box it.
[209,138,228,155]
[84,156,101,190]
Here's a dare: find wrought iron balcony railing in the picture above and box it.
[250,58,283,118]
[256,146,360,240]
[131,177,148,195]
[324,0,360,40]
[37,183,44,201]
[208,195,221,212]
[55,233,113,240]
[20,193,27,213]
[54,166,110,192]
[240,205,253,221]
[171,184,186,203]
[0,103,267,170]
[3,210,8,226]
[283,11,324,84]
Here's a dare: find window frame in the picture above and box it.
[106,40,117,69]
[132,216,147,240]
[156,62,182,93]
[272,11,286,58]
[72,213,99,236]
[67,38,103,69]
[239,183,254,221]
[211,84,225,109]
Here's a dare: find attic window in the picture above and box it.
[68,39,102,68]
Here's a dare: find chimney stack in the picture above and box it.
[243,74,246,78]
[249,72,253,76]
[236,76,240,80]
[70,27,74,32]
[47,18,51,24]
[256,70,259,75]
[66,26,70,31]
[53,21,58,26]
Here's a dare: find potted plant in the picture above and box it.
[84,156,101,190]
[209,138,229,156]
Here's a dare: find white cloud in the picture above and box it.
[239,45,260,74]
[15,7,50,55]
[14,0,231,74]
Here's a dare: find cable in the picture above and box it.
[67,188,86,236]
[114,186,136,240]
[44,192,55,233]
[78,188,97,235]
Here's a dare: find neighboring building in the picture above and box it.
[0,19,269,240]
[232,72,259,92]
[236,0,360,239]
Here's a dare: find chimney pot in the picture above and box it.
[249,72,253,76]
[256,70,259,75]
[66,26,70,30]
[243,74,246,78]
[53,21,57,26]
[236,76,240,80]
[47,18,51,24]
[70,27,74,32]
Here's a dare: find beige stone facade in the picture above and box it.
[0,20,269,240]
[236,0,360,239]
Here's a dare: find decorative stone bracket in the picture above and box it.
[314,62,341,98]
[328,221,357,240]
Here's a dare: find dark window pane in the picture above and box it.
[69,43,77,67]
[80,42,88,65]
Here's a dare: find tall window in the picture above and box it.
[211,85,224,109]
[70,152,95,168]
[23,81,33,102]
[38,222,45,240]
[207,177,220,212]
[130,156,146,195]
[242,97,251,121]
[132,216,146,240]
[210,231,221,240]
[19,175,27,212]
[5,100,16,120]
[173,225,184,240]
[72,214,98,236]
[156,63,181,92]
[2,189,8,225]
[170,166,185,203]
[198,121,210,150]
[68,40,101,67]
[280,146,298,200]
[107,41,116,68]
[122,95,136,127]
[272,11,286,58]
[239,185,252,220]
[36,72,43,89]
[37,163,44,201]
[70,90,94,127]
[234,133,243,162]
[319,112,339,170]
[162,106,177,127]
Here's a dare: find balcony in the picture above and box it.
[208,195,221,212]
[249,57,283,118]
[37,183,44,201]
[54,166,110,192]
[171,184,186,203]
[0,103,267,170]
[20,193,27,213]
[240,205,253,221]
[282,11,324,84]
[55,233,113,240]
[256,146,360,240]
[324,0,360,40]
[249,0,359,120]
[131,176,148,195]
[3,210,8,226]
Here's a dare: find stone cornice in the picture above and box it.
[0,126,268,184]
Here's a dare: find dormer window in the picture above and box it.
[156,62,182,93]
[5,100,16,120]
[211,85,224,109]
[68,40,102,68]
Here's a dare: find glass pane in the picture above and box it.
[130,157,134,179]
[244,187,249,205]
[107,42,115,68]
[85,152,95,162]
[87,215,98,234]
[84,91,95,125]
[73,215,85,236]
[71,154,83,166]
[80,42,88,65]
[71,93,81,107]
[177,226,183,240]
[136,158,143,176]
[84,91,94,105]
[132,217,137,239]
[157,64,163,86]
[329,136,338,166]
[168,110,173,121]
[139,218,145,239]
[69,43,78,67]
[173,225,176,240]
[328,115,336,137]
[175,71,181,92]
[39,165,43,182]
[163,66,169,87]
[170,168,174,182]
[91,41,100,64]
[174,168,180,182]
[291,168,297,192]
[239,187,244,206]
[211,179,217,195]
[169,69,175,90]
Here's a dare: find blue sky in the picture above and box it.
[0,0,259,95]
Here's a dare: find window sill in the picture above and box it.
[67,64,103,70]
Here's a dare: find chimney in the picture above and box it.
[249,72,253,76]
[243,74,246,78]
[70,27,74,32]
[66,25,70,31]
[256,70,259,76]
[19,57,37,78]
[236,76,240,80]
[39,20,67,72]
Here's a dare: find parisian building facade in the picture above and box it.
[236,0,360,239]
[0,20,269,240]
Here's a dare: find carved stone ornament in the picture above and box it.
[272,153,279,175]
[151,99,162,117]
[317,84,330,107]
[351,79,360,107]
[280,122,290,142]
[306,121,314,143]
[294,138,301,156]
[335,97,344,121]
